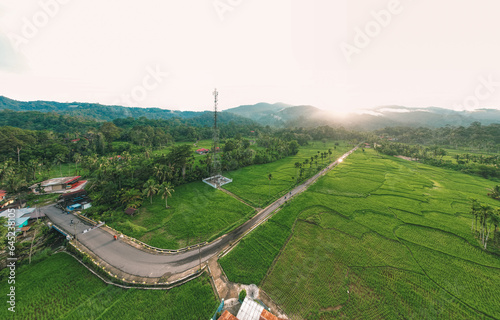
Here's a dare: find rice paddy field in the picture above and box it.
[110,181,255,248]
[222,141,352,207]
[114,140,351,249]
[0,253,218,320]
[220,149,500,319]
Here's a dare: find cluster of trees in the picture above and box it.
[293,147,336,182]
[374,122,500,152]
[374,142,500,180]
[470,199,500,249]
[85,132,302,214]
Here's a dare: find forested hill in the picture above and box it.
[0,108,256,133]
[0,96,203,121]
[3,95,500,130]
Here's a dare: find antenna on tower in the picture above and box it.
[202,89,233,188]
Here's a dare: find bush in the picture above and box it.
[239,289,247,302]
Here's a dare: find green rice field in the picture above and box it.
[0,253,218,320]
[220,149,500,319]
[222,141,352,207]
[110,181,255,248]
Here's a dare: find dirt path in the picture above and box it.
[207,256,289,319]
[218,187,257,211]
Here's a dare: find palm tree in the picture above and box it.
[268,173,273,198]
[121,188,142,208]
[159,182,175,209]
[487,185,500,200]
[55,154,65,177]
[73,153,82,175]
[490,209,500,245]
[143,179,159,204]
[294,162,301,180]
[470,199,481,233]
[485,209,500,249]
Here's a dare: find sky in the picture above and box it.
[0,0,499,113]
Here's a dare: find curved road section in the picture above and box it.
[43,146,358,279]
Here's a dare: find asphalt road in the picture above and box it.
[42,146,358,278]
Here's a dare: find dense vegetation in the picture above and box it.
[220,149,500,319]
[0,253,218,320]
[0,95,203,121]
[374,122,500,151]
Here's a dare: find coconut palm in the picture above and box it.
[470,199,481,232]
[159,182,175,209]
[268,173,273,198]
[121,188,142,208]
[487,185,500,200]
[485,209,500,249]
[73,153,82,175]
[294,162,301,180]
[143,179,159,204]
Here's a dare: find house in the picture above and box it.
[30,176,87,194]
[0,190,7,201]
[196,148,210,155]
[58,190,91,209]
[219,311,238,320]
[218,298,285,320]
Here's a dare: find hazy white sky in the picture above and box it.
[0,0,499,112]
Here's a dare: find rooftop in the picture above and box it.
[237,297,265,320]
[219,310,239,320]
[31,176,81,188]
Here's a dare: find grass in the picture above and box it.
[109,181,255,248]
[111,140,351,248]
[0,253,218,320]
[222,141,352,207]
[220,149,500,319]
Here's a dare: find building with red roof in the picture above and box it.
[196,148,210,155]
[29,176,87,194]
[217,298,285,320]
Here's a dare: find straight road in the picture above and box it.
[43,146,358,278]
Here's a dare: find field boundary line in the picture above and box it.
[392,225,498,319]
[218,187,257,210]
[397,237,500,270]
[259,217,300,286]
[392,218,500,259]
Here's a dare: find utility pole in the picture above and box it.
[212,89,220,187]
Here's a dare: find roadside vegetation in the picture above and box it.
[220,149,500,319]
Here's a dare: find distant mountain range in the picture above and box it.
[1,96,500,130]
[225,103,500,129]
[0,96,201,121]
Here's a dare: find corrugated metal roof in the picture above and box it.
[237,298,265,320]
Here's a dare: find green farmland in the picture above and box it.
[0,253,218,320]
[220,149,500,319]
[110,181,255,248]
[111,140,350,249]
[223,141,352,207]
